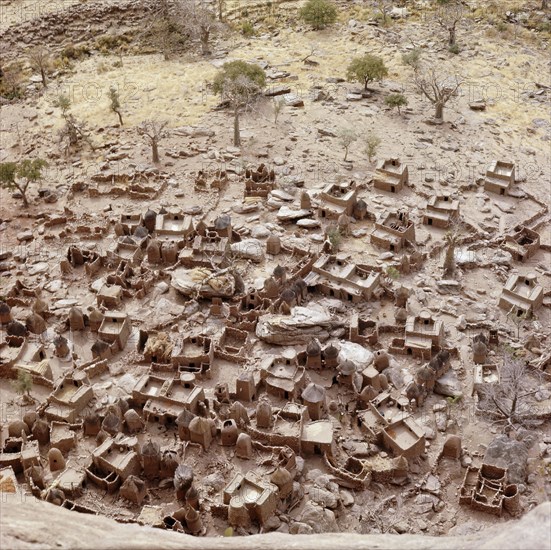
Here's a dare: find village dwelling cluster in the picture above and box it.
[0,157,549,536]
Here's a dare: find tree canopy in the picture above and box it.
[212,60,266,97]
[299,0,337,30]
[346,54,388,89]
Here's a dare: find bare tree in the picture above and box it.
[372,0,393,25]
[301,44,319,64]
[435,0,464,47]
[479,354,542,429]
[54,94,94,154]
[27,46,51,88]
[216,0,226,21]
[147,0,192,60]
[180,1,223,56]
[138,120,169,164]
[413,65,463,121]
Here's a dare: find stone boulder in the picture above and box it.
[299,501,339,533]
[434,371,463,398]
[256,305,343,345]
[484,435,531,484]
[230,239,265,263]
[337,341,374,369]
[171,268,235,298]
[0,498,549,549]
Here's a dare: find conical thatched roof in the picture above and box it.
[339,359,356,376]
[306,339,321,356]
[302,383,326,403]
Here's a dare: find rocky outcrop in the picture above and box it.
[256,305,343,345]
[0,499,549,549]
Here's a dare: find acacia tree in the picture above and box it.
[0,159,48,207]
[27,46,51,88]
[346,54,388,90]
[364,132,381,163]
[13,369,33,403]
[138,120,169,164]
[108,86,123,125]
[435,0,464,48]
[212,61,266,147]
[338,127,357,161]
[413,65,464,121]
[299,0,338,30]
[385,93,408,114]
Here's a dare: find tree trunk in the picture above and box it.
[364,78,369,90]
[152,141,160,164]
[443,246,455,277]
[16,182,29,207]
[344,147,348,162]
[435,102,444,120]
[201,29,210,56]
[218,0,223,21]
[116,110,123,126]
[233,108,240,147]
[40,67,47,88]
[449,26,456,47]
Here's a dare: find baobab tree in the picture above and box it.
[27,46,51,88]
[212,61,266,147]
[413,65,464,121]
[138,120,169,164]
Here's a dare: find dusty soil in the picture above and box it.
[0,0,550,542]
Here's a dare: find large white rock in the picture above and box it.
[337,341,374,368]
[230,239,265,262]
[171,267,235,298]
[1,496,550,548]
[435,371,463,398]
[276,206,313,222]
[256,305,342,345]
